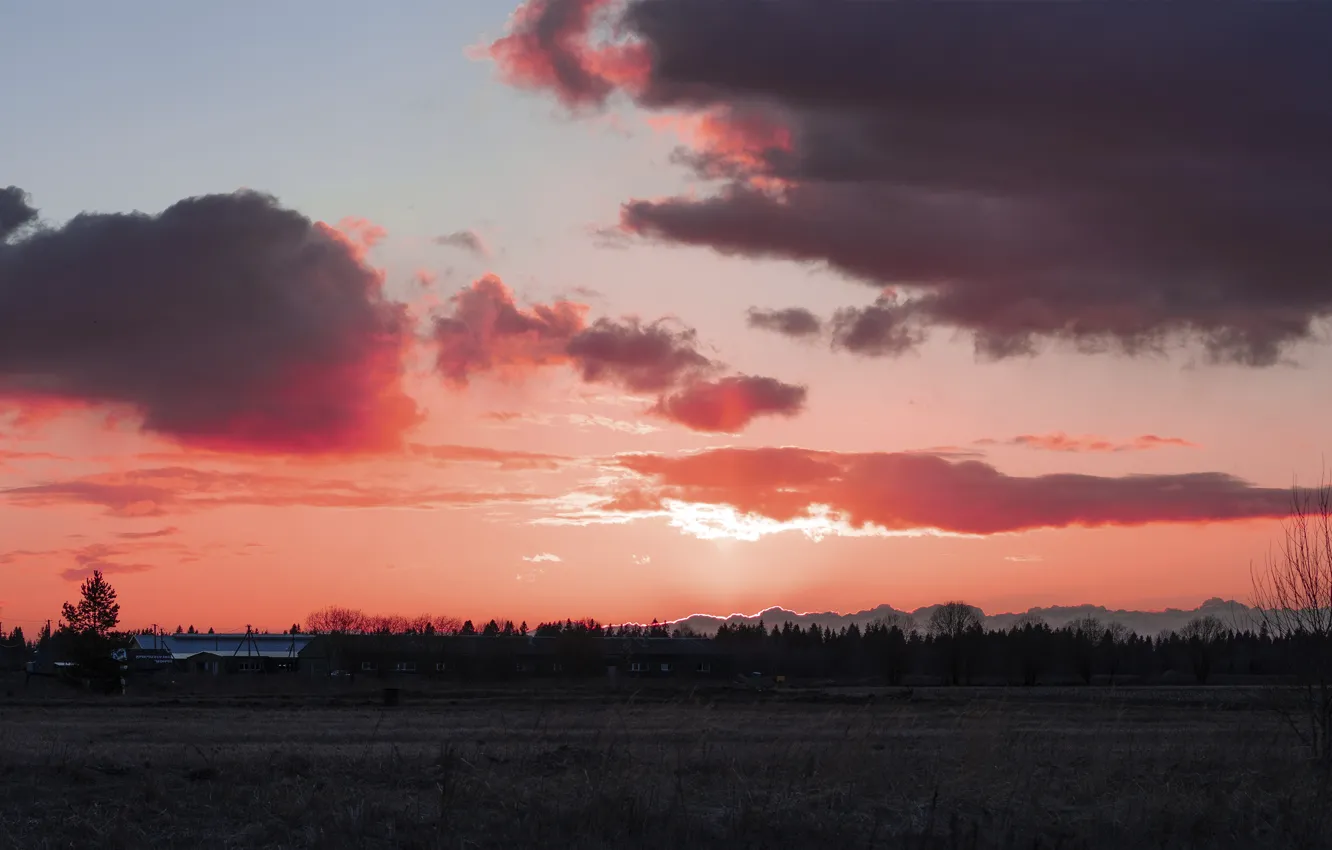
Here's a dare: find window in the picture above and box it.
[238,660,262,673]
[434,661,447,672]
[393,661,416,673]
[696,662,711,674]
[630,662,646,672]
[660,662,672,673]
[552,662,564,673]
[361,661,378,672]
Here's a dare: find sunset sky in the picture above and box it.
[3,1,1331,634]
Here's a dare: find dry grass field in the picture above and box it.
[0,683,1327,849]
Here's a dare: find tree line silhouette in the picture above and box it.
[281,603,1304,687]
[0,590,1315,688]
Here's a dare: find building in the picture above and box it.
[305,634,554,679]
[130,631,320,675]
[304,634,729,681]
[604,637,726,678]
[130,631,733,682]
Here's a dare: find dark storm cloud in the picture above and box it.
[829,294,925,357]
[493,1,1332,365]
[430,275,805,430]
[432,275,588,386]
[566,317,715,393]
[430,277,721,395]
[650,374,806,432]
[0,189,419,453]
[489,0,648,110]
[0,186,38,241]
[746,306,822,339]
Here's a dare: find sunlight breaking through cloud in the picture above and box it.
[661,501,965,543]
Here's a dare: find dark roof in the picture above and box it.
[131,633,310,659]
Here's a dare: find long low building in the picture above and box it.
[130,632,316,674]
[307,634,728,680]
[129,632,732,680]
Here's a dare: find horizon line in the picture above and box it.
[71,595,1258,636]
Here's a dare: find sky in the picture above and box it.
[2,0,1331,634]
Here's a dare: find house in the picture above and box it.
[130,632,317,675]
[603,637,728,678]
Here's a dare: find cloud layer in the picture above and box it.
[2,467,541,518]
[595,447,1293,536]
[408,442,570,470]
[0,189,419,454]
[980,433,1198,454]
[491,1,1332,366]
[431,274,805,431]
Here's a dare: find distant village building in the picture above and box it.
[311,634,729,681]
[130,631,318,675]
[126,632,730,681]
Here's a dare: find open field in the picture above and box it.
[0,684,1327,849]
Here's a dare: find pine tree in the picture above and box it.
[60,570,120,637]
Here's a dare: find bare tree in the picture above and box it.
[1068,616,1103,685]
[305,606,367,634]
[1179,615,1227,684]
[928,602,983,640]
[873,612,919,638]
[1251,481,1332,765]
[928,602,983,685]
[1012,613,1050,687]
[1103,622,1131,685]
